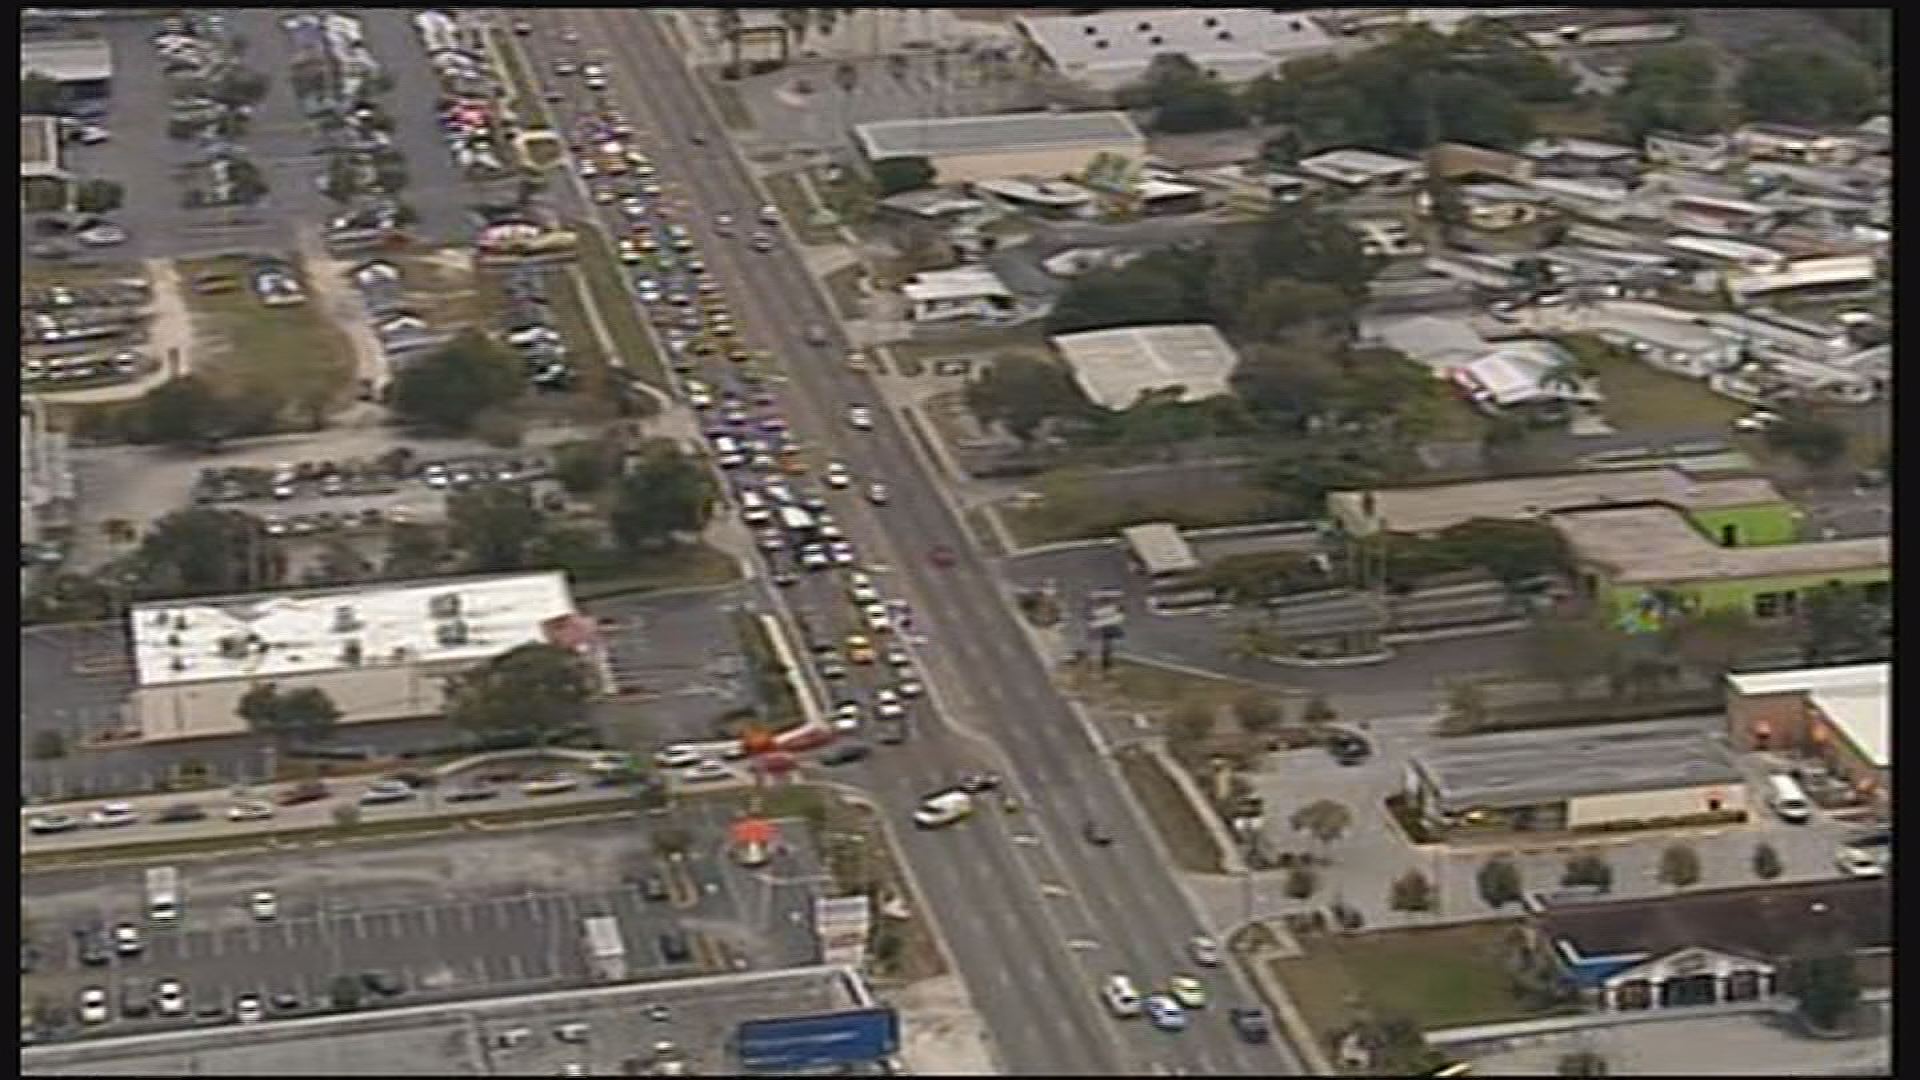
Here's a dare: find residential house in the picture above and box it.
[1525,175,1639,222]
[899,267,1016,325]
[1522,136,1640,180]
[1295,148,1426,194]
[1663,194,1784,239]
[1724,664,1888,812]
[1736,122,1857,166]
[1427,141,1534,184]
[1440,182,1554,231]
[1644,131,1731,173]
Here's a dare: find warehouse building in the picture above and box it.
[1052,323,1242,411]
[854,111,1144,186]
[128,572,600,742]
[1405,723,1748,836]
[1725,663,1888,813]
[1526,878,1890,1012]
[1015,8,1336,93]
[20,35,114,99]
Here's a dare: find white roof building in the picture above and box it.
[1052,324,1242,411]
[1122,522,1201,576]
[1451,340,1599,409]
[1016,8,1337,91]
[900,267,1015,325]
[1295,148,1427,190]
[129,572,593,742]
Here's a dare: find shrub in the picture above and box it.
[1284,866,1318,899]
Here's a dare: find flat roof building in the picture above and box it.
[1295,148,1427,193]
[1406,721,1747,835]
[854,111,1144,186]
[1724,663,1888,813]
[129,571,597,742]
[21,35,113,87]
[1016,8,1337,93]
[1052,323,1241,411]
[20,114,65,181]
[1328,468,1785,539]
[1554,505,1890,585]
[1122,522,1201,577]
[899,266,1014,325]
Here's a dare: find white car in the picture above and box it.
[847,405,874,431]
[824,463,851,489]
[874,689,905,720]
[1189,935,1222,967]
[654,744,704,769]
[800,544,831,570]
[1102,974,1143,1018]
[249,890,278,921]
[235,994,265,1023]
[817,516,844,541]
[79,987,110,1025]
[866,482,890,505]
[156,980,187,1017]
[77,225,128,247]
[896,671,924,698]
[679,760,733,783]
[228,801,274,822]
[759,204,779,225]
[848,573,879,605]
[863,603,893,633]
[114,922,143,955]
[829,541,857,566]
[90,801,139,828]
[1733,410,1781,433]
[522,774,581,796]
[1835,847,1887,878]
[832,702,863,733]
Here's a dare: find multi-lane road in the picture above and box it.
[518,10,1299,1074]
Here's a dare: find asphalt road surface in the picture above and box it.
[528,10,1299,1074]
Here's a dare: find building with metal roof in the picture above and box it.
[20,35,112,88]
[1015,8,1337,93]
[1051,323,1242,412]
[1327,468,1788,539]
[854,111,1144,186]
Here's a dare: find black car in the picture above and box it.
[443,784,499,803]
[361,970,404,998]
[269,991,302,1014]
[75,928,111,966]
[1325,729,1372,766]
[1083,820,1114,847]
[641,875,669,902]
[156,802,208,823]
[658,932,691,964]
[120,981,152,1018]
[21,941,39,974]
[958,772,1001,794]
[820,743,871,767]
[194,999,229,1023]
[1230,1007,1271,1043]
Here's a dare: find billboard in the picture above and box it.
[736,1008,900,1072]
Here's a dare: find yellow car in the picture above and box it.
[845,634,875,664]
[729,347,752,364]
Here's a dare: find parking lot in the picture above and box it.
[22,966,869,1076]
[23,809,829,1042]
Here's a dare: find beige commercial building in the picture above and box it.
[129,572,600,743]
[854,111,1145,186]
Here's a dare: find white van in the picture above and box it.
[1767,773,1812,823]
[711,436,745,469]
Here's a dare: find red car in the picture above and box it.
[929,545,957,568]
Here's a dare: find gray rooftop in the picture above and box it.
[21,35,112,82]
[855,111,1143,161]
[1412,722,1743,812]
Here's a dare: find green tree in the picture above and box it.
[236,682,342,747]
[609,442,714,553]
[1609,42,1726,139]
[1166,702,1215,746]
[1657,843,1702,890]
[1735,46,1876,127]
[1289,798,1352,854]
[1437,679,1491,736]
[1302,693,1338,728]
[653,826,694,857]
[1764,413,1849,469]
[1665,607,1767,679]
[1230,691,1286,734]
[29,729,67,761]
[1558,1049,1610,1077]
[447,485,544,572]
[1256,436,1397,511]
[963,352,1092,443]
[1231,340,1342,430]
[552,438,619,495]
[1238,279,1353,344]
[1524,615,1622,700]
[1785,941,1861,1032]
[73,178,125,214]
[1437,518,1571,593]
[208,67,270,109]
[390,330,522,434]
[1252,205,1377,301]
[136,509,275,598]
[384,523,446,578]
[443,642,596,746]
[1562,852,1614,893]
[871,155,935,196]
[1047,257,1207,335]
[1353,1014,1441,1075]
[1477,857,1523,908]
[1121,52,1246,133]
[1390,868,1436,912]
[1751,841,1784,881]
[129,375,249,450]
[1798,582,1887,664]
[21,72,63,113]
[1284,866,1318,899]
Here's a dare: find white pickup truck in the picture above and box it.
[911,790,974,829]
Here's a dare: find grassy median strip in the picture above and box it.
[761,173,839,246]
[708,79,755,131]
[488,27,551,131]
[822,264,866,320]
[1114,745,1225,874]
[733,610,802,728]
[571,221,668,393]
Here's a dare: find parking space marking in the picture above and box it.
[458,902,476,933]
[507,953,526,981]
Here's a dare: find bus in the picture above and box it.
[146,866,180,924]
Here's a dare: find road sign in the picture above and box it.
[736,1008,899,1072]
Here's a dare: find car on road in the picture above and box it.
[522,774,581,796]
[1230,1006,1271,1043]
[929,545,958,568]
[640,874,669,902]
[358,780,415,805]
[679,760,733,783]
[832,701,862,732]
[77,224,128,247]
[824,461,851,489]
[156,803,208,823]
[847,572,880,604]
[862,602,893,633]
[866,482,889,505]
[751,232,774,252]
[114,922,143,955]
[119,980,151,1018]
[958,772,1000,794]
[76,927,111,966]
[654,744,704,769]
[1189,935,1221,967]
[1836,845,1888,878]
[270,990,302,1014]
[227,800,275,821]
[235,994,265,1023]
[361,970,404,997]
[1168,976,1207,1009]
[1083,819,1114,846]
[90,801,139,828]
[250,890,278,921]
[1325,728,1372,765]
[821,743,871,766]
[79,987,110,1025]
[874,689,905,720]
[156,979,188,1017]
[1733,409,1782,433]
[195,998,229,1023]
[658,932,692,963]
[1101,974,1142,1018]
[829,541,857,566]
[847,405,874,431]
[895,671,925,698]
[444,783,500,803]
[278,779,329,806]
[1143,994,1187,1031]
[804,324,828,346]
[845,634,875,664]
[27,812,79,834]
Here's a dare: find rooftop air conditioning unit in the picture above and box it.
[341,639,363,665]
[333,605,361,632]
[435,618,470,646]
[429,592,462,619]
[218,635,248,659]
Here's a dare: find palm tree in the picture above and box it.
[834,61,859,135]
[779,9,808,64]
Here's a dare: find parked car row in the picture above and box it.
[496,267,578,391]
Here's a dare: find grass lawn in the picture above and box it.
[24,259,146,289]
[569,542,740,599]
[1422,391,1491,442]
[1068,658,1262,713]
[572,221,667,393]
[489,27,551,131]
[1528,102,1622,141]
[822,264,866,319]
[707,78,755,131]
[1558,333,1748,432]
[1000,470,1285,547]
[392,247,485,329]
[1272,920,1564,1057]
[762,173,838,246]
[178,254,356,422]
[1114,746,1225,873]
